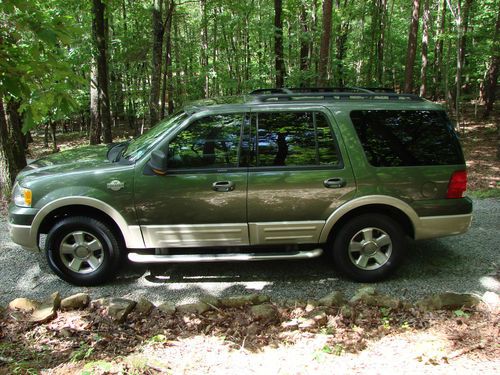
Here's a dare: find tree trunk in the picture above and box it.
[376,0,387,85]
[0,97,16,197]
[433,0,446,99]
[200,0,209,97]
[149,0,164,126]
[482,3,499,122]
[318,0,333,86]
[299,4,309,74]
[419,0,430,97]
[404,0,420,93]
[161,0,175,118]
[89,57,101,145]
[335,0,350,88]
[6,100,26,171]
[274,0,285,87]
[92,0,112,143]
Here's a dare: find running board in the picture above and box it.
[128,248,323,263]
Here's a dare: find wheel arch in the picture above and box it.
[32,197,144,249]
[320,195,419,243]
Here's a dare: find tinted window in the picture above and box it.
[168,114,244,169]
[254,112,340,167]
[350,110,464,167]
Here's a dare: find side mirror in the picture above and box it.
[148,149,168,175]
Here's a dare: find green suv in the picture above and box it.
[8,88,472,285]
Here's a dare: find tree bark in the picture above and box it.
[335,0,350,87]
[404,0,420,93]
[419,0,430,97]
[0,97,16,197]
[149,0,164,126]
[433,0,446,99]
[482,3,499,122]
[299,4,309,73]
[318,0,333,86]
[376,0,387,85]
[6,100,26,171]
[89,56,101,145]
[92,0,112,143]
[161,0,175,118]
[274,0,285,87]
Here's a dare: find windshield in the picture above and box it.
[122,111,188,161]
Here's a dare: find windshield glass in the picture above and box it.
[123,111,188,161]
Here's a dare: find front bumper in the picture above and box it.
[8,203,39,251]
[414,213,473,240]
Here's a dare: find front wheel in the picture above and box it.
[45,216,122,286]
[331,213,405,282]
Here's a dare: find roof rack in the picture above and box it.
[249,91,423,103]
[249,87,397,95]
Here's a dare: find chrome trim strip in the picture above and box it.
[128,248,323,263]
[30,197,146,249]
[414,213,472,240]
[319,195,421,242]
[141,223,250,248]
[249,221,324,245]
[8,223,39,251]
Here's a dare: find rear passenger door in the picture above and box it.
[246,107,356,245]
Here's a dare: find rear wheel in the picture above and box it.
[45,216,122,286]
[331,213,405,282]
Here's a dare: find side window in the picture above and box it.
[254,111,340,167]
[168,114,244,169]
[350,110,464,167]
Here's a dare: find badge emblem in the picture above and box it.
[107,180,124,191]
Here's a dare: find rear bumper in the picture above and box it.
[414,213,472,240]
[8,222,39,251]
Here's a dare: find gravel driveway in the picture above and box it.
[1,198,498,306]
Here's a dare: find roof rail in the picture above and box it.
[249,92,423,103]
[249,87,397,95]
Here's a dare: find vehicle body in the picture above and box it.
[8,88,472,285]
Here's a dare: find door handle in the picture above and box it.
[212,181,235,192]
[324,177,346,188]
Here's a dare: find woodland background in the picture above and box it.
[0,0,499,198]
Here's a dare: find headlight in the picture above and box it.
[12,183,32,207]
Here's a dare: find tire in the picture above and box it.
[331,213,405,282]
[45,216,122,286]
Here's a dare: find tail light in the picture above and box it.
[447,170,467,198]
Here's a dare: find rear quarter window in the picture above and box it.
[350,110,464,167]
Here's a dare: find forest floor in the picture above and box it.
[0,106,499,374]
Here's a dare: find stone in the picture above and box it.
[305,300,318,312]
[250,303,277,320]
[298,318,316,330]
[318,291,347,307]
[9,298,40,312]
[176,302,211,315]
[417,293,481,311]
[482,291,500,313]
[220,294,270,308]
[200,295,221,308]
[281,319,299,330]
[158,302,176,315]
[93,298,136,322]
[306,309,327,325]
[350,286,376,303]
[30,292,61,324]
[340,305,352,318]
[135,298,154,315]
[61,293,90,310]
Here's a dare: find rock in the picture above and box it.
[417,292,481,311]
[30,292,61,323]
[250,303,277,320]
[340,305,352,318]
[9,298,40,312]
[283,299,307,308]
[306,309,327,325]
[158,302,176,316]
[200,295,221,308]
[176,302,211,315]
[318,291,346,307]
[93,298,136,322]
[281,319,299,330]
[305,300,318,312]
[298,318,316,330]
[220,294,270,308]
[61,293,90,310]
[350,286,376,303]
[135,298,154,315]
[482,291,500,313]
[350,287,400,308]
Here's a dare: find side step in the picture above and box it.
[128,248,323,264]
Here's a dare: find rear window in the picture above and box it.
[350,110,464,167]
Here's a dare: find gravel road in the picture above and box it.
[1,198,498,306]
